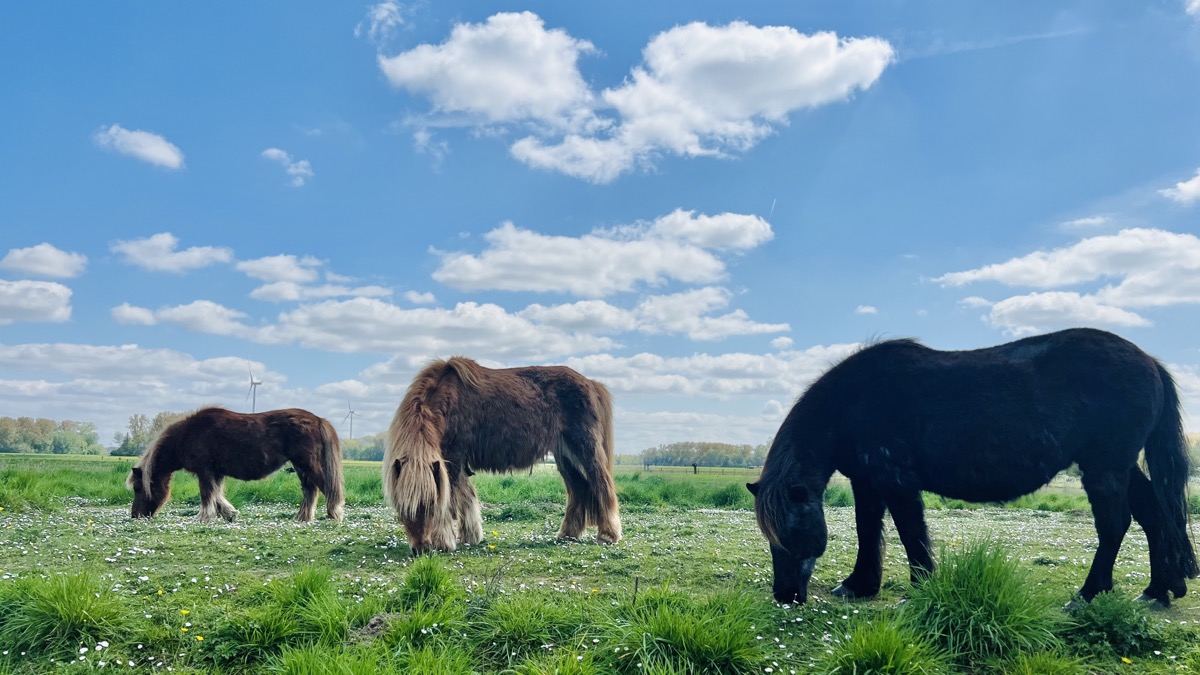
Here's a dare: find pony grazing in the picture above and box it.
[383,356,621,553]
[748,328,1198,607]
[127,407,345,523]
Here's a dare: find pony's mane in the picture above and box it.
[444,355,484,388]
[754,444,801,549]
[129,406,222,494]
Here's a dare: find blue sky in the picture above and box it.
[2,1,1200,451]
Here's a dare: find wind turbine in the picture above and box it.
[343,397,359,439]
[246,366,262,413]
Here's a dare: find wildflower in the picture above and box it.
[180,609,190,615]
[488,544,496,550]
[181,627,188,632]
[195,636,204,642]
[1122,657,1133,664]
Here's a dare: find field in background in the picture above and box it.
[2,453,1200,673]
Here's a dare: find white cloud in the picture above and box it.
[111,233,233,273]
[0,280,72,324]
[770,336,794,350]
[633,287,789,340]
[984,292,1151,336]
[110,303,156,325]
[356,1,405,44]
[433,210,772,296]
[262,298,614,360]
[1188,0,1200,17]
[1060,215,1109,229]
[384,14,893,183]
[940,228,1200,333]
[565,344,857,398]
[236,255,322,284]
[513,21,895,182]
[1159,168,1200,205]
[519,299,637,333]
[92,124,185,170]
[156,300,254,337]
[855,305,877,315]
[958,296,993,309]
[0,243,87,278]
[935,228,1200,301]
[404,290,436,305]
[249,282,393,303]
[261,148,315,187]
[379,12,599,131]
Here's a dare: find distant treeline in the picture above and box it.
[0,416,106,455]
[636,441,769,469]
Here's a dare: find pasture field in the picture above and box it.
[2,454,1200,673]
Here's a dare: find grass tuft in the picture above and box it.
[0,573,131,656]
[814,616,952,675]
[899,539,1066,664]
[1064,591,1165,658]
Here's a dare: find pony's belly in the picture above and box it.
[921,463,1061,503]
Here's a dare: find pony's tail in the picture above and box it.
[319,418,345,521]
[1145,362,1199,581]
[595,381,615,471]
[382,389,450,525]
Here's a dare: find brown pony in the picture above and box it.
[383,356,621,553]
[127,407,345,523]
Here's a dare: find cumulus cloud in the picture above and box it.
[236,255,322,284]
[515,22,894,182]
[249,282,393,303]
[855,305,877,315]
[110,303,156,325]
[92,124,185,169]
[938,228,1200,334]
[1060,215,1110,229]
[261,148,315,187]
[633,287,788,340]
[0,280,72,324]
[111,232,233,273]
[1159,167,1200,205]
[984,292,1151,335]
[379,12,599,131]
[0,243,87,278]
[519,299,637,334]
[156,300,254,337]
[433,210,772,296]
[1188,0,1200,17]
[383,14,893,182]
[404,290,437,305]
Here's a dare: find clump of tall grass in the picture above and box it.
[467,593,588,668]
[396,555,461,610]
[0,573,132,656]
[899,539,1066,665]
[814,616,951,675]
[1064,591,1164,658]
[599,587,769,674]
[989,651,1086,675]
[268,643,389,675]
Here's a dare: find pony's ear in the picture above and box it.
[746,482,759,496]
[786,484,810,503]
[132,466,143,479]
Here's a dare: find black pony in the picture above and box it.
[748,328,1197,606]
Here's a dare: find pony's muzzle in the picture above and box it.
[773,556,816,604]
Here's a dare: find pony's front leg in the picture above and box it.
[885,488,935,586]
[196,472,220,523]
[295,473,319,523]
[450,471,484,545]
[833,482,886,599]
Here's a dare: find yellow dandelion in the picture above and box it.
[181,627,188,632]
[180,609,190,615]
[1122,657,1132,664]
[491,530,499,536]
[157,589,164,596]
[487,544,496,550]
[195,636,204,642]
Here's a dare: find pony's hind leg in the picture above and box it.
[833,481,887,599]
[294,467,319,523]
[196,472,221,523]
[214,479,238,522]
[884,487,935,585]
[587,460,621,544]
[449,469,484,545]
[1127,467,1179,604]
[554,451,588,540]
[1079,469,1133,601]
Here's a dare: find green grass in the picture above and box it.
[1,453,1199,673]
[814,615,953,675]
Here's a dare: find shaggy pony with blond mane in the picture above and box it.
[383,357,621,553]
[127,407,344,523]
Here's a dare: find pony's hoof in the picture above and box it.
[1136,592,1170,609]
[595,533,620,545]
[1063,595,1088,612]
[831,584,876,600]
